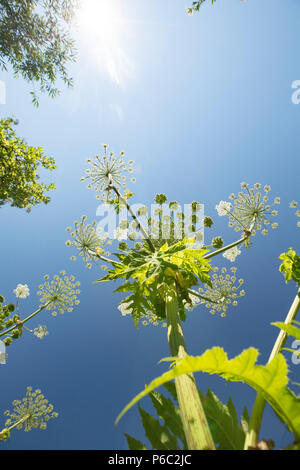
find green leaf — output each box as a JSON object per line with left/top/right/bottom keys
{"left": 124, "top": 433, "right": 147, "bottom": 450}
{"left": 272, "top": 322, "right": 300, "bottom": 341}
{"left": 149, "top": 390, "right": 187, "bottom": 448}
{"left": 279, "top": 249, "right": 300, "bottom": 286}
{"left": 198, "top": 389, "right": 245, "bottom": 450}
{"left": 116, "top": 347, "right": 300, "bottom": 441}
{"left": 138, "top": 405, "right": 179, "bottom": 450}
{"left": 241, "top": 407, "right": 250, "bottom": 434}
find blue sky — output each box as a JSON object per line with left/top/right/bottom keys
{"left": 0, "top": 0, "right": 299, "bottom": 449}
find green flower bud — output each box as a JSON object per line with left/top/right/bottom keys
{"left": 189, "top": 214, "right": 199, "bottom": 224}
{"left": 212, "top": 236, "right": 224, "bottom": 249}
{"left": 154, "top": 193, "right": 167, "bottom": 205}
{"left": 118, "top": 242, "right": 128, "bottom": 251}
{"left": 5, "top": 318, "right": 14, "bottom": 328}
{"left": 7, "top": 303, "right": 15, "bottom": 312}
{"left": 0, "top": 295, "right": 4, "bottom": 303}
{"left": 11, "top": 329, "right": 21, "bottom": 339}
{"left": 3, "top": 337, "right": 12, "bottom": 346}
{"left": 191, "top": 201, "right": 202, "bottom": 212}
{"left": 203, "top": 216, "right": 214, "bottom": 228}
{"left": 169, "top": 201, "right": 179, "bottom": 211}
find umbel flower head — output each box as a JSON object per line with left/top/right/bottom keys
{"left": 66, "top": 216, "right": 112, "bottom": 268}
{"left": 37, "top": 272, "right": 80, "bottom": 316}
{"left": 197, "top": 266, "right": 245, "bottom": 317}
{"left": 33, "top": 325, "right": 49, "bottom": 339}
{"left": 13, "top": 284, "right": 30, "bottom": 299}
{"left": 216, "top": 183, "right": 280, "bottom": 235}
{"left": 1, "top": 387, "right": 58, "bottom": 437}
{"left": 81, "top": 144, "right": 135, "bottom": 200}
{"left": 223, "top": 246, "right": 241, "bottom": 262}
{"left": 289, "top": 201, "right": 300, "bottom": 228}
{"left": 118, "top": 301, "right": 167, "bottom": 328}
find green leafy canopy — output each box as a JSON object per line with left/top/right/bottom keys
{"left": 0, "top": 118, "right": 56, "bottom": 210}
{"left": 95, "top": 238, "right": 212, "bottom": 327}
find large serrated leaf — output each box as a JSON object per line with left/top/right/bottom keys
{"left": 116, "top": 347, "right": 300, "bottom": 442}
{"left": 199, "top": 389, "right": 245, "bottom": 450}
{"left": 138, "top": 405, "right": 179, "bottom": 450}
{"left": 149, "top": 390, "right": 187, "bottom": 448}
{"left": 124, "top": 433, "right": 148, "bottom": 450}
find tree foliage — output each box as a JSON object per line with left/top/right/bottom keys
{"left": 0, "top": 118, "right": 56, "bottom": 210}
{"left": 0, "top": 0, "right": 78, "bottom": 103}
{"left": 187, "top": 0, "right": 216, "bottom": 15}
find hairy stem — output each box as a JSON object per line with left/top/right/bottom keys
{"left": 165, "top": 285, "right": 215, "bottom": 450}
{"left": 244, "top": 288, "right": 300, "bottom": 450}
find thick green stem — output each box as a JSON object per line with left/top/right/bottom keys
{"left": 244, "top": 289, "right": 300, "bottom": 450}
{"left": 165, "top": 286, "right": 215, "bottom": 450}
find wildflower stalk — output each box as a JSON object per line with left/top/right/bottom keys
{"left": 244, "top": 288, "right": 300, "bottom": 449}
{"left": 87, "top": 249, "right": 118, "bottom": 265}
{"left": 110, "top": 184, "right": 155, "bottom": 252}
{"left": 187, "top": 288, "right": 221, "bottom": 304}
{"left": 0, "top": 303, "right": 49, "bottom": 338}
{"left": 165, "top": 283, "right": 215, "bottom": 450}
{"left": 203, "top": 234, "right": 249, "bottom": 260}
{"left": 0, "top": 413, "right": 30, "bottom": 436}
{"left": 204, "top": 217, "right": 255, "bottom": 261}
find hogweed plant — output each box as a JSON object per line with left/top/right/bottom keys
{"left": 0, "top": 272, "right": 80, "bottom": 347}
{"left": 66, "top": 144, "right": 300, "bottom": 450}
{"left": 0, "top": 387, "right": 58, "bottom": 442}
{"left": 115, "top": 203, "right": 300, "bottom": 450}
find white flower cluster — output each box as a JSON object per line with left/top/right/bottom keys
{"left": 198, "top": 266, "right": 245, "bottom": 317}
{"left": 33, "top": 325, "right": 49, "bottom": 339}
{"left": 215, "top": 201, "right": 232, "bottom": 216}
{"left": 3, "top": 386, "right": 58, "bottom": 433}
{"left": 81, "top": 145, "right": 135, "bottom": 200}
{"left": 117, "top": 301, "right": 167, "bottom": 328}
{"left": 216, "top": 183, "right": 280, "bottom": 235}
{"left": 13, "top": 284, "right": 30, "bottom": 299}
{"left": 66, "top": 216, "right": 112, "bottom": 268}
{"left": 223, "top": 246, "right": 241, "bottom": 262}
{"left": 290, "top": 201, "right": 300, "bottom": 228}
{"left": 37, "top": 272, "right": 80, "bottom": 316}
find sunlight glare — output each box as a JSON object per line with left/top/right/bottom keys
{"left": 76, "top": 0, "right": 134, "bottom": 87}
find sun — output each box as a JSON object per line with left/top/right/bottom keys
{"left": 75, "top": 0, "right": 133, "bottom": 87}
